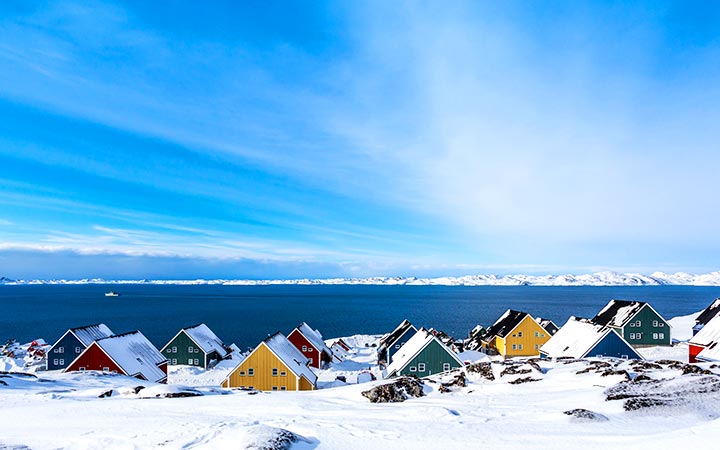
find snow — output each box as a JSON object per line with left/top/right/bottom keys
{"left": 69, "top": 324, "right": 114, "bottom": 347}
{"left": 181, "top": 323, "right": 229, "bottom": 358}
{"left": 7, "top": 270, "right": 720, "bottom": 285}
{"left": 690, "top": 315, "right": 720, "bottom": 362}
{"left": 668, "top": 311, "right": 701, "bottom": 342}
{"left": 539, "top": 317, "right": 622, "bottom": 359}
{"left": 91, "top": 331, "right": 167, "bottom": 383}
{"left": 5, "top": 312, "right": 720, "bottom": 449}
{"left": 294, "top": 322, "right": 332, "bottom": 356}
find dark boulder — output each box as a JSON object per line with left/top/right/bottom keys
{"left": 466, "top": 362, "right": 495, "bottom": 381}
{"left": 508, "top": 376, "right": 541, "bottom": 385}
{"left": 361, "top": 377, "right": 424, "bottom": 403}
{"left": 563, "top": 409, "right": 609, "bottom": 421}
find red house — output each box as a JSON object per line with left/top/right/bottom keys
{"left": 65, "top": 331, "right": 168, "bottom": 383}
{"left": 689, "top": 315, "right": 720, "bottom": 363}
{"left": 287, "top": 322, "right": 333, "bottom": 369}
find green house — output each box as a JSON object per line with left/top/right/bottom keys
{"left": 591, "top": 299, "right": 671, "bottom": 347}
{"left": 161, "top": 323, "right": 230, "bottom": 369}
{"left": 385, "top": 329, "right": 464, "bottom": 378}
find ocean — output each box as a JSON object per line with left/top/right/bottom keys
{"left": 0, "top": 284, "right": 717, "bottom": 350}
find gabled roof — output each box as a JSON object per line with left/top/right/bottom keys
{"left": 92, "top": 331, "right": 167, "bottom": 382}
{"left": 535, "top": 318, "right": 559, "bottom": 336}
{"left": 484, "top": 310, "right": 531, "bottom": 339}
{"left": 592, "top": 300, "right": 649, "bottom": 328}
{"left": 293, "top": 322, "right": 332, "bottom": 355}
{"left": 385, "top": 329, "right": 463, "bottom": 376}
{"left": 262, "top": 332, "right": 317, "bottom": 384}
{"left": 695, "top": 299, "right": 720, "bottom": 328}
{"left": 379, "top": 319, "right": 417, "bottom": 349}
{"left": 181, "top": 323, "right": 229, "bottom": 358}
{"left": 69, "top": 323, "right": 114, "bottom": 347}
{"left": 691, "top": 315, "right": 720, "bottom": 361}
{"left": 539, "top": 317, "right": 639, "bottom": 359}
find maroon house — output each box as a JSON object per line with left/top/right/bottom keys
{"left": 287, "top": 322, "right": 333, "bottom": 369}
{"left": 65, "top": 331, "right": 168, "bottom": 383}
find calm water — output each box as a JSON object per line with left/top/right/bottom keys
{"left": 0, "top": 285, "right": 717, "bottom": 350}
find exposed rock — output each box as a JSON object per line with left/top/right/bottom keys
{"left": 132, "top": 386, "right": 146, "bottom": 394}
{"left": 682, "top": 364, "right": 714, "bottom": 376}
{"left": 0, "top": 371, "right": 36, "bottom": 378}
{"left": 361, "top": 377, "right": 424, "bottom": 403}
{"left": 98, "top": 390, "right": 113, "bottom": 398}
{"left": 0, "top": 380, "right": 7, "bottom": 386}
{"left": 605, "top": 374, "right": 720, "bottom": 411}
{"left": 630, "top": 361, "right": 662, "bottom": 371}
{"left": 466, "top": 362, "right": 495, "bottom": 380}
{"left": 439, "top": 374, "right": 467, "bottom": 393}
{"left": 600, "top": 369, "right": 631, "bottom": 381}
{"left": 655, "top": 360, "right": 685, "bottom": 369}
{"left": 500, "top": 366, "right": 532, "bottom": 377}
{"left": 632, "top": 374, "right": 652, "bottom": 383}
{"left": 563, "top": 408, "right": 609, "bottom": 421}
{"left": 624, "top": 397, "right": 674, "bottom": 411}
{"left": 156, "top": 391, "right": 203, "bottom": 398}
{"left": 245, "top": 427, "right": 305, "bottom": 450}
{"left": 508, "top": 376, "right": 541, "bottom": 385}
{"left": 526, "top": 359, "right": 542, "bottom": 373}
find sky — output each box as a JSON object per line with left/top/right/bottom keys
{"left": 1, "top": 1, "right": 720, "bottom": 279}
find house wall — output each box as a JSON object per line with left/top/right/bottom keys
{"left": 689, "top": 344, "right": 704, "bottom": 363}
{"left": 620, "top": 306, "right": 671, "bottom": 347}
{"left": 65, "top": 343, "right": 123, "bottom": 375}
{"left": 586, "top": 332, "right": 640, "bottom": 359}
{"left": 299, "top": 375, "right": 314, "bottom": 390}
{"left": 222, "top": 344, "right": 311, "bottom": 391}
{"left": 500, "top": 316, "right": 551, "bottom": 357}
{"left": 287, "top": 330, "right": 320, "bottom": 368}
{"left": 162, "top": 332, "right": 206, "bottom": 368}
{"left": 47, "top": 333, "right": 85, "bottom": 371}
{"left": 386, "top": 327, "right": 417, "bottom": 364}
{"left": 397, "top": 340, "right": 462, "bottom": 377}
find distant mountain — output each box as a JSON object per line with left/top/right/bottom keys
{"left": 2, "top": 271, "right": 720, "bottom": 286}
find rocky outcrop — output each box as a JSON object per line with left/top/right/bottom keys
{"left": 361, "top": 377, "right": 424, "bottom": 403}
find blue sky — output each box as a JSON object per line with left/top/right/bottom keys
{"left": 1, "top": 1, "right": 719, "bottom": 279}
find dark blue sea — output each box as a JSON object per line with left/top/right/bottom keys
{"left": 1, "top": 285, "right": 717, "bottom": 350}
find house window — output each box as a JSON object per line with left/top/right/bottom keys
{"left": 239, "top": 371, "right": 246, "bottom": 376}
{"left": 272, "top": 386, "right": 278, "bottom": 391}
{"left": 302, "top": 346, "right": 307, "bottom": 352}
{"left": 53, "top": 359, "right": 58, "bottom": 365}
{"left": 172, "top": 359, "right": 177, "bottom": 365}
{"left": 79, "top": 367, "right": 85, "bottom": 371}
{"left": 58, "top": 359, "right": 64, "bottom": 365}
{"left": 659, "top": 333, "right": 664, "bottom": 339}
{"left": 272, "top": 368, "right": 278, "bottom": 376}
{"left": 518, "top": 344, "right": 523, "bottom": 350}
{"left": 280, "top": 371, "right": 287, "bottom": 376}
{"left": 629, "top": 333, "right": 636, "bottom": 339}
{"left": 172, "top": 346, "right": 177, "bottom": 353}
{"left": 512, "top": 344, "right": 517, "bottom": 350}
{"left": 75, "top": 347, "right": 82, "bottom": 354}
{"left": 535, "top": 344, "right": 539, "bottom": 349}
{"left": 659, "top": 322, "right": 664, "bottom": 327}
{"left": 308, "top": 358, "right": 313, "bottom": 364}
{"left": 53, "top": 348, "right": 58, "bottom": 353}
{"left": 248, "top": 368, "right": 254, "bottom": 376}
{"left": 188, "top": 346, "right": 193, "bottom": 353}
{"left": 280, "top": 386, "right": 287, "bottom": 391}
{"left": 635, "top": 320, "right": 641, "bottom": 327}
{"left": 194, "top": 359, "right": 199, "bottom": 365}
{"left": 653, "top": 320, "right": 659, "bottom": 327}
{"left": 512, "top": 334, "right": 516, "bottom": 338}
{"left": 418, "top": 363, "right": 426, "bottom": 372}
{"left": 534, "top": 332, "right": 539, "bottom": 338}
{"left": 637, "top": 333, "right": 642, "bottom": 339}
{"left": 103, "top": 367, "right": 109, "bottom": 372}
{"left": 409, "top": 366, "right": 417, "bottom": 372}
{"left": 58, "top": 347, "right": 64, "bottom": 353}
{"left": 518, "top": 332, "right": 523, "bottom": 338}
{"left": 188, "top": 359, "right": 193, "bottom": 365}
{"left": 395, "top": 344, "right": 401, "bottom": 349}
{"left": 443, "top": 363, "right": 451, "bottom": 371}
{"left": 653, "top": 333, "right": 658, "bottom": 339}
{"left": 541, "top": 333, "right": 545, "bottom": 338}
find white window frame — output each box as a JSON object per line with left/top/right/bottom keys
{"left": 280, "top": 386, "right": 287, "bottom": 391}
{"left": 653, "top": 333, "right": 658, "bottom": 339}
{"left": 188, "top": 346, "right": 193, "bottom": 353}
{"left": 653, "top": 320, "right": 659, "bottom": 327}
{"left": 272, "top": 368, "right": 278, "bottom": 377}
{"left": 79, "top": 367, "right": 85, "bottom": 371}
{"left": 280, "top": 371, "right": 287, "bottom": 376}
{"left": 53, "top": 359, "right": 59, "bottom": 365}
{"left": 409, "top": 366, "right": 417, "bottom": 372}
{"left": 172, "top": 359, "right": 177, "bottom": 365}
{"left": 534, "top": 332, "right": 539, "bottom": 338}
{"left": 635, "top": 320, "right": 641, "bottom": 327}
{"left": 518, "top": 344, "right": 523, "bottom": 350}
{"left": 659, "top": 333, "right": 665, "bottom": 339}
{"left": 302, "top": 346, "right": 307, "bottom": 352}
{"left": 443, "top": 363, "right": 451, "bottom": 371}
{"left": 518, "top": 331, "right": 523, "bottom": 338}
{"left": 239, "top": 370, "right": 246, "bottom": 376}
{"left": 512, "top": 344, "right": 517, "bottom": 350}
{"left": 58, "top": 347, "right": 64, "bottom": 353}
{"left": 629, "top": 333, "right": 636, "bottom": 339}
{"left": 75, "top": 347, "right": 82, "bottom": 354}
{"left": 172, "top": 346, "right": 177, "bottom": 353}
{"left": 103, "top": 367, "right": 110, "bottom": 372}
{"left": 59, "top": 359, "right": 64, "bottom": 365}
{"left": 418, "top": 363, "right": 426, "bottom": 372}
{"left": 248, "top": 368, "right": 255, "bottom": 376}
{"left": 272, "top": 386, "right": 278, "bottom": 391}
{"left": 188, "top": 358, "right": 193, "bottom": 365}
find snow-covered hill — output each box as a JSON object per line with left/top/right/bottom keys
{"left": 3, "top": 271, "right": 720, "bottom": 286}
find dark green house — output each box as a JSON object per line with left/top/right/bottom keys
{"left": 591, "top": 299, "right": 671, "bottom": 347}
{"left": 161, "top": 323, "right": 230, "bottom": 369}
{"left": 385, "top": 329, "right": 464, "bottom": 378}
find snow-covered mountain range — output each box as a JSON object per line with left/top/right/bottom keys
{"left": 2, "top": 271, "right": 720, "bottom": 286}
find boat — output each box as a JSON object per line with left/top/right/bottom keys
{"left": 104, "top": 291, "right": 120, "bottom": 297}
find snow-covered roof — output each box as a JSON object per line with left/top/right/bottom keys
{"left": 695, "top": 298, "right": 720, "bottom": 329}
{"left": 540, "top": 317, "right": 614, "bottom": 358}
{"left": 293, "top": 322, "right": 332, "bottom": 355}
{"left": 691, "top": 315, "right": 720, "bottom": 362}
{"left": 484, "top": 310, "right": 529, "bottom": 339}
{"left": 262, "top": 332, "right": 317, "bottom": 384}
{"left": 385, "top": 329, "right": 462, "bottom": 376}
{"left": 535, "top": 318, "right": 559, "bottom": 336}
{"left": 592, "top": 300, "right": 647, "bottom": 328}
{"left": 70, "top": 323, "right": 114, "bottom": 347}
{"left": 182, "top": 323, "right": 229, "bottom": 358}
{"left": 379, "top": 319, "right": 416, "bottom": 349}
{"left": 94, "top": 331, "right": 167, "bottom": 383}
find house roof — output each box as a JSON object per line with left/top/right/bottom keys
{"left": 93, "top": 331, "right": 167, "bottom": 382}
{"left": 294, "top": 322, "right": 332, "bottom": 355}
{"left": 535, "top": 318, "right": 559, "bottom": 335}
{"left": 691, "top": 315, "right": 720, "bottom": 361}
{"left": 385, "top": 328, "right": 462, "bottom": 376}
{"left": 262, "top": 332, "right": 317, "bottom": 384}
{"left": 379, "top": 319, "right": 417, "bottom": 349}
{"left": 69, "top": 323, "right": 114, "bottom": 347}
{"left": 540, "top": 317, "right": 637, "bottom": 359}
{"left": 695, "top": 299, "right": 720, "bottom": 328}
{"left": 182, "top": 323, "right": 229, "bottom": 358}
{"left": 592, "top": 300, "right": 647, "bottom": 328}
{"left": 484, "top": 310, "right": 530, "bottom": 339}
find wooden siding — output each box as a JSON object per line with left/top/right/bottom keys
{"left": 585, "top": 331, "right": 640, "bottom": 359}
{"left": 223, "top": 344, "right": 314, "bottom": 391}
{"left": 66, "top": 342, "right": 123, "bottom": 375}
{"left": 619, "top": 305, "right": 671, "bottom": 347}
{"left": 287, "top": 330, "right": 321, "bottom": 369}
{"left": 299, "top": 376, "right": 314, "bottom": 390}
{"left": 162, "top": 331, "right": 207, "bottom": 368}
{"left": 397, "top": 339, "right": 462, "bottom": 377}
{"left": 47, "top": 332, "right": 86, "bottom": 371}
{"left": 496, "top": 316, "right": 550, "bottom": 357}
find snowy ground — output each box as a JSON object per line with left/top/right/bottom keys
{"left": 3, "top": 324, "right": 720, "bottom": 449}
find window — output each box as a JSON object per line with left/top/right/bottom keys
{"left": 53, "top": 348, "right": 59, "bottom": 353}
{"left": 635, "top": 320, "right": 641, "bottom": 327}
{"left": 75, "top": 347, "right": 82, "bottom": 354}
{"left": 302, "top": 346, "right": 307, "bottom": 352}
{"left": 58, "top": 347, "right": 64, "bottom": 353}
{"left": 188, "top": 346, "right": 193, "bottom": 353}
{"left": 418, "top": 363, "right": 426, "bottom": 372}
{"left": 637, "top": 333, "right": 642, "bottom": 339}
{"left": 534, "top": 332, "right": 539, "bottom": 338}
{"left": 518, "top": 344, "right": 523, "bottom": 350}
{"left": 653, "top": 320, "right": 659, "bottom": 327}
{"left": 239, "top": 370, "right": 246, "bottom": 376}
{"left": 653, "top": 333, "right": 658, "bottom": 339}
{"left": 512, "top": 334, "right": 516, "bottom": 338}
{"left": 172, "top": 346, "right": 177, "bottom": 353}
{"left": 308, "top": 358, "right": 313, "bottom": 364}
{"left": 59, "top": 359, "right": 64, "bottom": 365}
{"left": 409, "top": 366, "right": 417, "bottom": 372}
{"left": 280, "top": 386, "right": 287, "bottom": 391}
{"left": 541, "top": 333, "right": 545, "bottom": 338}
{"left": 629, "top": 333, "right": 636, "bottom": 339}
{"left": 272, "top": 386, "right": 278, "bottom": 391}
{"left": 659, "top": 322, "right": 664, "bottom": 327}
{"left": 443, "top": 363, "right": 451, "bottom": 371}
{"left": 53, "top": 359, "right": 58, "bottom": 365}
{"left": 280, "top": 371, "right": 287, "bottom": 376}
{"left": 518, "top": 332, "right": 523, "bottom": 338}
{"left": 248, "top": 368, "right": 255, "bottom": 376}
{"left": 194, "top": 359, "right": 199, "bottom": 365}
{"left": 172, "top": 359, "right": 177, "bottom": 365}
{"left": 535, "top": 344, "right": 539, "bottom": 350}
{"left": 395, "top": 344, "right": 401, "bottom": 349}
{"left": 79, "top": 367, "right": 85, "bottom": 371}
{"left": 188, "top": 358, "right": 193, "bottom": 365}
{"left": 512, "top": 344, "right": 517, "bottom": 350}
{"left": 659, "top": 333, "right": 665, "bottom": 339}
{"left": 272, "top": 368, "right": 278, "bottom": 377}
{"left": 103, "top": 367, "right": 109, "bottom": 372}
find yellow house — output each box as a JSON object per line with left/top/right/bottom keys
{"left": 482, "top": 310, "right": 552, "bottom": 358}
{"left": 221, "top": 332, "right": 317, "bottom": 391}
